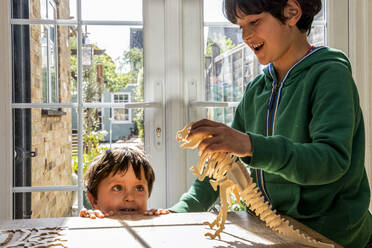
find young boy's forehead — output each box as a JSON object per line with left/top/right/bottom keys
{"left": 107, "top": 166, "right": 147, "bottom": 183}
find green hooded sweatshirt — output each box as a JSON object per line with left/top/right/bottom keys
{"left": 170, "top": 47, "right": 372, "bottom": 248}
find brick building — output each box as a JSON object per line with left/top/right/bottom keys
{"left": 13, "top": 0, "right": 73, "bottom": 218}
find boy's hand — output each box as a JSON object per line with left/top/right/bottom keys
{"left": 144, "top": 209, "right": 170, "bottom": 216}
{"left": 187, "top": 119, "right": 252, "bottom": 158}
{"left": 79, "top": 208, "right": 112, "bottom": 219}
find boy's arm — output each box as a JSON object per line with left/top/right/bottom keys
{"left": 168, "top": 177, "right": 219, "bottom": 213}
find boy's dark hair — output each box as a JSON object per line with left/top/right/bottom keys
{"left": 223, "top": 0, "right": 322, "bottom": 34}
{"left": 84, "top": 147, "right": 155, "bottom": 199}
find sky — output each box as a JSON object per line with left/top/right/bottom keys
{"left": 69, "top": 0, "right": 228, "bottom": 62}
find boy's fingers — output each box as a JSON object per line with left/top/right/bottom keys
{"left": 87, "top": 210, "right": 96, "bottom": 219}
{"left": 79, "top": 208, "right": 87, "bottom": 217}
{"left": 144, "top": 209, "right": 170, "bottom": 216}
{"left": 144, "top": 209, "right": 156, "bottom": 216}
{"left": 93, "top": 210, "right": 105, "bottom": 218}
{"left": 79, "top": 208, "right": 107, "bottom": 219}
{"left": 104, "top": 210, "right": 114, "bottom": 217}
{"left": 80, "top": 208, "right": 94, "bottom": 218}
{"left": 160, "top": 209, "right": 170, "bottom": 215}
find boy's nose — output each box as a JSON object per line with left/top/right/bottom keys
{"left": 242, "top": 28, "right": 254, "bottom": 42}
{"left": 123, "top": 190, "right": 135, "bottom": 202}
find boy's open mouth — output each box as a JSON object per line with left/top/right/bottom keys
{"left": 252, "top": 42, "right": 264, "bottom": 52}
{"left": 117, "top": 207, "right": 139, "bottom": 215}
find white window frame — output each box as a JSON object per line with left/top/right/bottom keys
{"left": 111, "top": 92, "right": 132, "bottom": 123}
{"left": 0, "top": 0, "right": 13, "bottom": 220}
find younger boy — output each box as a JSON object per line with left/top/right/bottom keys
{"left": 80, "top": 147, "right": 169, "bottom": 218}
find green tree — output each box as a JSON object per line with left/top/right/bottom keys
{"left": 205, "top": 36, "right": 236, "bottom": 57}
{"left": 70, "top": 37, "right": 126, "bottom": 152}
{"left": 134, "top": 67, "right": 144, "bottom": 138}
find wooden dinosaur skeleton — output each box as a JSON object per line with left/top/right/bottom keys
{"left": 177, "top": 123, "right": 335, "bottom": 248}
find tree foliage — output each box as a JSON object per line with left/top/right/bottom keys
{"left": 205, "top": 36, "right": 236, "bottom": 57}
{"left": 70, "top": 36, "right": 145, "bottom": 148}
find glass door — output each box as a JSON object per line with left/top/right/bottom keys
{"left": 9, "top": 0, "right": 166, "bottom": 218}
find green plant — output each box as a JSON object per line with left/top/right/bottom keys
{"left": 134, "top": 68, "right": 144, "bottom": 138}
{"left": 72, "top": 130, "right": 108, "bottom": 175}
{"left": 228, "top": 194, "right": 247, "bottom": 212}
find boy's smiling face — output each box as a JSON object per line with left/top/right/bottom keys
{"left": 235, "top": 0, "right": 305, "bottom": 71}
{"left": 237, "top": 11, "right": 293, "bottom": 66}
{"left": 88, "top": 163, "right": 149, "bottom": 215}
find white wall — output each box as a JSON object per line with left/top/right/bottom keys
{"left": 348, "top": 0, "right": 372, "bottom": 209}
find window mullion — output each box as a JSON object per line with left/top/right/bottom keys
{"left": 13, "top": 185, "right": 79, "bottom": 192}
{"left": 76, "top": 0, "right": 84, "bottom": 211}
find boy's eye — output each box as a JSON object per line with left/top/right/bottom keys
{"left": 112, "top": 185, "right": 122, "bottom": 192}
{"left": 136, "top": 185, "right": 144, "bottom": 192}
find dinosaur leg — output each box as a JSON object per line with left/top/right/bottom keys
{"left": 204, "top": 180, "right": 233, "bottom": 240}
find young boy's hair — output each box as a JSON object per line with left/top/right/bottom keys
{"left": 84, "top": 147, "right": 155, "bottom": 199}
{"left": 223, "top": 0, "right": 322, "bottom": 34}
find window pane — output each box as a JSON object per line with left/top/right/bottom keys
{"left": 41, "top": 25, "right": 48, "bottom": 102}
{"left": 81, "top": 107, "right": 143, "bottom": 147}
{"left": 48, "top": 1, "right": 56, "bottom": 19}
{"left": 13, "top": 106, "right": 74, "bottom": 214}
{"left": 308, "top": 24, "right": 325, "bottom": 47}
{"left": 11, "top": 24, "right": 73, "bottom": 104}
{"left": 13, "top": 192, "right": 74, "bottom": 218}
{"left": 11, "top": 0, "right": 147, "bottom": 219}
{"left": 81, "top": 0, "right": 142, "bottom": 21}
{"left": 11, "top": 0, "right": 76, "bottom": 20}
{"left": 82, "top": 25, "right": 143, "bottom": 103}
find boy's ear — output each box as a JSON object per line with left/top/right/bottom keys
{"left": 87, "top": 192, "right": 98, "bottom": 209}
{"left": 284, "top": 0, "right": 302, "bottom": 27}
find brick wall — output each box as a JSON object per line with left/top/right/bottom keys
{"left": 29, "top": 0, "right": 73, "bottom": 218}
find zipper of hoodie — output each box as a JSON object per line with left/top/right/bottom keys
{"left": 257, "top": 80, "right": 280, "bottom": 203}
{"left": 257, "top": 46, "right": 321, "bottom": 203}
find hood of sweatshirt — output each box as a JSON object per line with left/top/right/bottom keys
{"left": 262, "top": 46, "right": 352, "bottom": 88}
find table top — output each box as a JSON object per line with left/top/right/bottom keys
{"left": 0, "top": 211, "right": 342, "bottom": 248}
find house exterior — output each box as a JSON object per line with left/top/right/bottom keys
{"left": 102, "top": 85, "right": 138, "bottom": 142}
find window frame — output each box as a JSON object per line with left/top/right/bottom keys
{"left": 111, "top": 92, "right": 132, "bottom": 123}
{"left": 0, "top": 0, "right": 13, "bottom": 220}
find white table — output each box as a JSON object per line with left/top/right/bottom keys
{"left": 0, "top": 211, "right": 342, "bottom": 247}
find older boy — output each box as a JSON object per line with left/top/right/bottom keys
{"left": 170, "top": 0, "right": 372, "bottom": 247}
{"left": 80, "top": 147, "right": 169, "bottom": 218}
